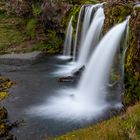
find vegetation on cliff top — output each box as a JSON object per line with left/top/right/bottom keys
{"left": 0, "top": 0, "right": 62, "bottom": 54}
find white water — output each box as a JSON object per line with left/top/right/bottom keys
{"left": 62, "top": 16, "right": 73, "bottom": 59}
{"left": 74, "top": 4, "right": 102, "bottom": 62}
{"left": 76, "top": 19, "right": 128, "bottom": 104}
{"left": 79, "top": 4, "right": 102, "bottom": 48}
{"left": 77, "top": 7, "right": 105, "bottom": 66}
{"left": 53, "top": 5, "right": 104, "bottom": 76}
{"left": 27, "top": 19, "right": 128, "bottom": 122}
{"left": 122, "top": 16, "right": 130, "bottom": 82}
{"left": 72, "top": 5, "right": 84, "bottom": 61}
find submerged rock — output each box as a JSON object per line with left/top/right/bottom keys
{"left": 0, "top": 107, "right": 7, "bottom": 121}
{"left": 58, "top": 76, "right": 75, "bottom": 82}
{"left": 72, "top": 66, "right": 85, "bottom": 76}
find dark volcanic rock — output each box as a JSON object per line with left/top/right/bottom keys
{"left": 41, "top": 0, "right": 72, "bottom": 33}
{"left": 0, "top": 107, "right": 7, "bottom": 121}
{"left": 58, "top": 76, "right": 75, "bottom": 82}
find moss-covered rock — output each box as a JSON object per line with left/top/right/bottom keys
{"left": 103, "top": 2, "right": 133, "bottom": 33}
{"left": 0, "top": 76, "right": 16, "bottom": 140}
{"left": 124, "top": 9, "right": 140, "bottom": 105}
{"left": 0, "top": 107, "right": 7, "bottom": 121}
{"left": 0, "top": 77, "right": 14, "bottom": 92}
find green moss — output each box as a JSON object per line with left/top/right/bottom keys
{"left": 0, "top": 77, "right": 15, "bottom": 90}
{"left": 103, "top": 3, "right": 133, "bottom": 33}
{"left": 34, "top": 30, "right": 63, "bottom": 53}
{"left": 45, "top": 30, "right": 63, "bottom": 53}
{"left": 134, "top": 6, "right": 140, "bottom": 11}
{"left": 65, "top": 0, "right": 99, "bottom": 4}
{"left": 62, "top": 5, "right": 80, "bottom": 30}
{"left": 0, "top": 15, "right": 26, "bottom": 52}
{"left": 26, "top": 18, "right": 37, "bottom": 39}
{"left": 32, "top": 3, "right": 42, "bottom": 16}
{"left": 124, "top": 10, "right": 140, "bottom": 105}
{"left": 0, "top": 91, "right": 9, "bottom": 101}
{"left": 54, "top": 103, "right": 140, "bottom": 140}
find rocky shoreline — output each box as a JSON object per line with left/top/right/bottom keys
{"left": 0, "top": 51, "right": 44, "bottom": 66}
{"left": 0, "top": 77, "right": 16, "bottom": 140}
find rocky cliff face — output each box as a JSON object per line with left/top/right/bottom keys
{"left": 125, "top": 8, "right": 140, "bottom": 105}
{"left": 6, "top": 0, "right": 32, "bottom": 17}
{"left": 41, "top": 0, "right": 72, "bottom": 33}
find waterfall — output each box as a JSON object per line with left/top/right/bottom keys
{"left": 77, "top": 7, "right": 105, "bottom": 66}
{"left": 73, "top": 4, "right": 103, "bottom": 62}
{"left": 76, "top": 19, "right": 129, "bottom": 105}
{"left": 122, "top": 16, "right": 130, "bottom": 83}
{"left": 63, "top": 16, "right": 73, "bottom": 58}
{"left": 54, "top": 4, "right": 104, "bottom": 76}
{"left": 72, "top": 5, "right": 84, "bottom": 61}
{"left": 28, "top": 19, "right": 129, "bottom": 122}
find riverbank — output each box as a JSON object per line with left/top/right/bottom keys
{"left": 0, "top": 76, "right": 16, "bottom": 139}
{"left": 54, "top": 102, "right": 140, "bottom": 140}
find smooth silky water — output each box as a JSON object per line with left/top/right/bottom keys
{"left": 53, "top": 4, "right": 104, "bottom": 76}
{"left": 1, "top": 56, "right": 78, "bottom": 140}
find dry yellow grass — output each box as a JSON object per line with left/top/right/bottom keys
{"left": 54, "top": 103, "right": 140, "bottom": 140}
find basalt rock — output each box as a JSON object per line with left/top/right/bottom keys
{"left": 58, "top": 76, "right": 75, "bottom": 82}
{"left": 0, "top": 107, "right": 7, "bottom": 121}
{"left": 41, "top": 0, "right": 72, "bottom": 33}
{"left": 124, "top": 9, "right": 140, "bottom": 105}
{"left": 103, "top": 1, "right": 133, "bottom": 33}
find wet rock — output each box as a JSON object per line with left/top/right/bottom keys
{"left": 0, "top": 51, "right": 44, "bottom": 66}
{"left": 72, "top": 66, "right": 85, "bottom": 76}
{"left": 1, "top": 133, "right": 17, "bottom": 140}
{"left": 58, "top": 76, "right": 75, "bottom": 82}
{"left": 0, "top": 107, "right": 7, "bottom": 121}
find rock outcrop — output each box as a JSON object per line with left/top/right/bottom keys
{"left": 41, "top": 0, "right": 72, "bottom": 33}
{"left": 6, "top": 0, "right": 32, "bottom": 17}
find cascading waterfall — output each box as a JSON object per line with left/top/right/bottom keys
{"left": 79, "top": 5, "right": 95, "bottom": 46}
{"left": 77, "top": 7, "right": 105, "bottom": 66}
{"left": 53, "top": 5, "right": 104, "bottom": 76}
{"left": 72, "top": 5, "right": 84, "bottom": 61}
{"left": 28, "top": 19, "right": 129, "bottom": 122}
{"left": 73, "top": 4, "right": 103, "bottom": 62}
{"left": 76, "top": 19, "right": 129, "bottom": 105}
{"left": 122, "top": 16, "right": 130, "bottom": 82}
{"left": 62, "top": 16, "right": 73, "bottom": 59}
